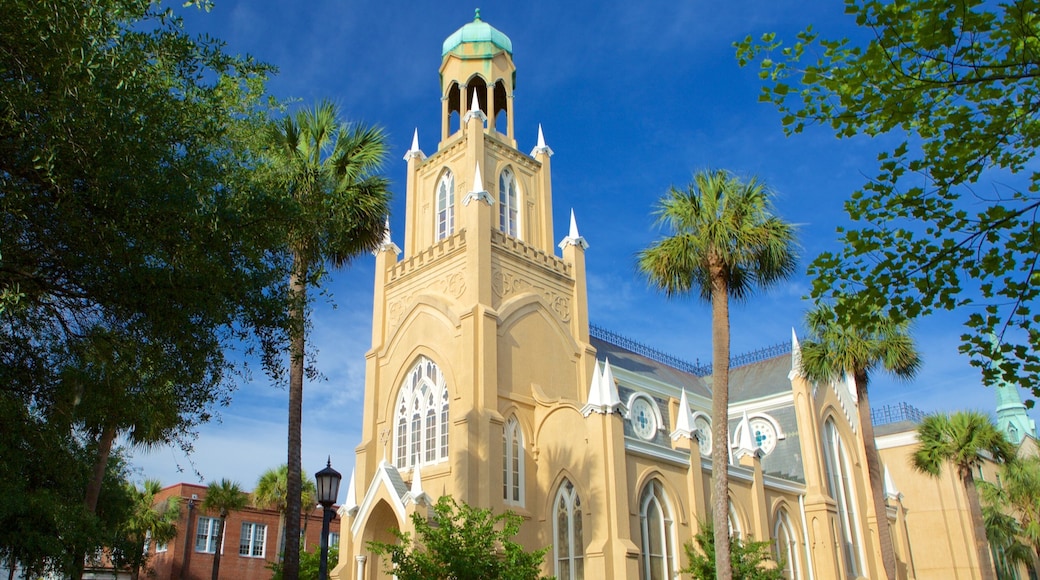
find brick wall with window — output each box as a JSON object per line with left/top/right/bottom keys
{"left": 144, "top": 483, "right": 340, "bottom": 580}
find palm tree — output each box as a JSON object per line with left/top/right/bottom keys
{"left": 202, "top": 479, "right": 247, "bottom": 580}
{"left": 264, "top": 101, "right": 391, "bottom": 579}
{"left": 638, "top": 168, "right": 796, "bottom": 579}
{"left": 253, "top": 464, "right": 318, "bottom": 559}
{"left": 912, "top": 411, "right": 1016, "bottom": 580}
{"left": 981, "top": 456, "right": 1040, "bottom": 574}
{"left": 114, "top": 479, "right": 180, "bottom": 580}
{"left": 798, "top": 304, "right": 920, "bottom": 580}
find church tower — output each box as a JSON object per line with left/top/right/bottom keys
{"left": 340, "top": 11, "right": 604, "bottom": 579}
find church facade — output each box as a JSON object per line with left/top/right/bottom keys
{"left": 332, "top": 13, "right": 1018, "bottom": 580}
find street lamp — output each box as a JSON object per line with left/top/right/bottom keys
{"left": 315, "top": 457, "right": 342, "bottom": 580}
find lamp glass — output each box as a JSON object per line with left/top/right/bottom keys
{"left": 315, "top": 459, "right": 342, "bottom": 507}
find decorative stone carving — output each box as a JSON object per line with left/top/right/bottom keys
{"left": 386, "top": 270, "right": 467, "bottom": 329}
{"left": 491, "top": 269, "right": 571, "bottom": 323}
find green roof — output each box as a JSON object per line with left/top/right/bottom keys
{"left": 442, "top": 9, "right": 513, "bottom": 57}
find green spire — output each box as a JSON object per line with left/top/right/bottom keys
{"left": 991, "top": 337, "right": 1037, "bottom": 445}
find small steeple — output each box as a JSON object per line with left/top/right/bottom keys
{"left": 558, "top": 209, "right": 589, "bottom": 250}
{"left": 883, "top": 464, "right": 902, "bottom": 501}
{"left": 670, "top": 389, "right": 696, "bottom": 441}
{"left": 403, "top": 128, "right": 426, "bottom": 161}
{"left": 530, "top": 124, "right": 554, "bottom": 157}
{"left": 991, "top": 337, "right": 1037, "bottom": 445}
{"left": 463, "top": 87, "right": 487, "bottom": 124}
{"left": 375, "top": 216, "right": 401, "bottom": 257}
{"left": 733, "top": 411, "right": 762, "bottom": 460}
{"left": 463, "top": 162, "right": 493, "bottom": 206}
{"left": 406, "top": 466, "right": 430, "bottom": 506}
{"left": 788, "top": 327, "right": 802, "bottom": 381}
{"left": 582, "top": 358, "right": 625, "bottom": 416}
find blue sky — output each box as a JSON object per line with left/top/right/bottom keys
{"left": 129, "top": 1, "right": 1039, "bottom": 497}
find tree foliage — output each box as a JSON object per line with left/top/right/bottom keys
{"left": 202, "top": 479, "right": 248, "bottom": 580}
{"left": 268, "top": 544, "right": 339, "bottom": 580}
{"left": 367, "top": 496, "right": 551, "bottom": 580}
{"left": 980, "top": 456, "right": 1040, "bottom": 574}
{"left": 1, "top": 0, "right": 285, "bottom": 573}
{"left": 736, "top": 0, "right": 1040, "bottom": 400}
{"left": 799, "top": 304, "right": 919, "bottom": 580}
{"left": 638, "top": 168, "right": 796, "bottom": 579}
{"left": 261, "top": 100, "right": 391, "bottom": 579}
{"left": 912, "top": 411, "right": 1017, "bottom": 580}
{"left": 681, "top": 520, "right": 785, "bottom": 580}
{"left": 110, "top": 480, "right": 180, "bottom": 580}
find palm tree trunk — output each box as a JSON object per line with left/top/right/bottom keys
{"left": 211, "top": 515, "right": 226, "bottom": 580}
{"left": 710, "top": 269, "right": 733, "bottom": 580}
{"left": 85, "top": 423, "right": 118, "bottom": 513}
{"left": 962, "top": 470, "right": 997, "bottom": 580}
{"left": 855, "top": 374, "right": 897, "bottom": 580}
{"left": 284, "top": 249, "right": 307, "bottom": 580}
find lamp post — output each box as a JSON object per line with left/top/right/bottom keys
{"left": 315, "top": 457, "right": 342, "bottom": 580}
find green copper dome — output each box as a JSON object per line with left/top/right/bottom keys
{"left": 442, "top": 9, "right": 513, "bottom": 57}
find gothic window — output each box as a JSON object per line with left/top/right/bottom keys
{"left": 822, "top": 419, "right": 863, "bottom": 578}
{"left": 728, "top": 501, "right": 743, "bottom": 539}
{"left": 498, "top": 168, "right": 519, "bottom": 237}
{"left": 436, "top": 170, "right": 455, "bottom": 241}
{"left": 502, "top": 417, "right": 524, "bottom": 505}
{"left": 554, "top": 479, "right": 584, "bottom": 580}
{"left": 639, "top": 480, "right": 676, "bottom": 580}
{"left": 693, "top": 414, "right": 712, "bottom": 457}
{"left": 773, "top": 508, "right": 800, "bottom": 579}
{"left": 393, "top": 357, "right": 449, "bottom": 470}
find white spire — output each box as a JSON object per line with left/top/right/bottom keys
{"left": 581, "top": 358, "right": 625, "bottom": 416}
{"left": 375, "top": 216, "right": 401, "bottom": 257}
{"left": 463, "top": 161, "right": 493, "bottom": 206}
{"left": 410, "top": 466, "right": 423, "bottom": 496}
{"left": 788, "top": 327, "right": 802, "bottom": 380}
{"left": 405, "top": 467, "right": 429, "bottom": 506}
{"left": 670, "top": 389, "right": 696, "bottom": 441}
{"left": 403, "top": 128, "right": 426, "bottom": 161}
{"left": 558, "top": 209, "right": 589, "bottom": 250}
{"left": 463, "top": 88, "right": 487, "bottom": 124}
{"left": 883, "top": 464, "right": 901, "bottom": 500}
{"left": 733, "top": 411, "right": 761, "bottom": 460}
{"left": 530, "top": 124, "right": 554, "bottom": 157}
{"left": 338, "top": 468, "right": 359, "bottom": 518}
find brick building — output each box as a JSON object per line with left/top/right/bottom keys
{"left": 144, "top": 483, "right": 340, "bottom": 580}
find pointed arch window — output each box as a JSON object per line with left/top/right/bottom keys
{"left": 728, "top": 501, "right": 743, "bottom": 540}
{"left": 554, "top": 479, "right": 583, "bottom": 580}
{"left": 394, "top": 357, "right": 449, "bottom": 470}
{"left": 773, "top": 508, "right": 800, "bottom": 579}
{"left": 639, "top": 480, "right": 676, "bottom": 580}
{"left": 498, "top": 168, "right": 519, "bottom": 237}
{"left": 822, "top": 419, "right": 863, "bottom": 578}
{"left": 436, "top": 170, "right": 455, "bottom": 241}
{"left": 502, "top": 416, "right": 525, "bottom": 505}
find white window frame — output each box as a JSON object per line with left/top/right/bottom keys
{"left": 498, "top": 168, "right": 520, "bottom": 238}
{"left": 553, "top": 479, "right": 584, "bottom": 580}
{"left": 503, "top": 416, "right": 525, "bottom": 506}
{"left": 773, "top": 508, "right": 800, "bottom": 579}
{"left": 239, "top": 522, "right": 266, "bottom": 558}
{"left": 195, "top": 516, "right": 221, "bottom": 554}
{"left": 394, "top": 356, "right": 449, "bottom": 471}
{"left": 436, "top": 170, "right": 455, "bottom": 241}
{"left": 823, "top": 419, "right": 865, "bottom": 577}
{"left": 639, "top": 480, "right": 676, "bottom": 580}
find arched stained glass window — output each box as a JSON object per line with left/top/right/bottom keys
{"left": 773, "top": 508, "right": 800, "bottom": 579}
{"left": 436, "top": 170, "right": 455, "bottom": 241}
{"left": 639, "top": 480, "right": 676, "bottom": 580}
{"left": 502, "top": 417, "right": 524, "bottom": 505}
{"left": 499, "top": 168, "right": 519, "bottom": 237}
{"left": 554, "top": 479, "right": 583, "bottom": 580}
{"left": 393, "top": 357, "right": 449, "bottom": 470}
{"left": 823, "top": 419, "right": 863, "bottom": 578}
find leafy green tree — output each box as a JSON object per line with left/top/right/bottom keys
{"left": 981, "top": 504, "right": 1034, "bottom": 580}
{"left": 912, "top": 411, "right": 1016, "bottom": 580}
{"left": 980, "top": 456, "right": 1040, "bottom": 573}
{"left": 253, "top": 464, "right": 318, "bottom": 559}
{"left": 268, "top": 545, "right": 338, "bottom": 580}
{"left": 202, "top": 479, "right": 248, "bottom": 580}
{"left": 262, "top": 101, "right": 391, "bottom": 579}
{"left": 798, "top": 304, "right": 920, "bottom": 580}
{"left": 110, "top": 480, "right": 180, "bottom": 580}
{"left": 2, "top": 0, "right": 287, "bottom": 572}
{"left": 637, "top": 169, "right": 797, "bottom": 579}
{"left": 681, "top": 520, "right": 785, "bottom": 580}
{"left": 367, "top": 496, "right": 550, "bottom": 580}
{"left": 735, "top": 0, "right": 1040, "bottom": 399}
